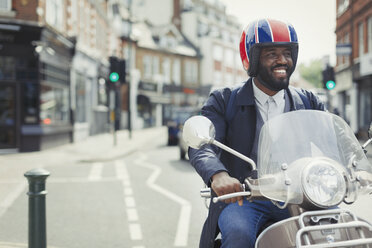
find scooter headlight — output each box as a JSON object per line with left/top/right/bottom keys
{"left": 301, "top": 159, "right": 347, "bottom": 208}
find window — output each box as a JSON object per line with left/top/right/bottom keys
{"left": 214, "top": 71, "right": 222, "bottom": 86}
{"left": 40, "top": 83, "right": 69, "bottom": 125}
{"left": 359, "top": 22, "right": 364, "bottom": 57}
{"left": 197, "top": 21, "right": 209, "bottom": 37}
{"left": 152, "top": 56, "right": 159, "bottom": 76}
{"left": 225, "top": 49, "right": 234, "bottom": 67}
{"left": 97, "top": 78, "right": 107, "bottom": 106}
{"left": 184, "top": 61, "right": 198, "bottom": 83}
{"left": 22, "top": 82, "right": 39, "bottom": 124}
{"left": 368, "top": 17, "right": 372, "bottom": 53}
{"left": 143, "top": 55, "right": 152, "bottom": 78}
{"left": 337, "top": 0, "right": 349, "bottom": 16}
{"left": 0, "top": 0, "right": 11, "bottom": 11}
{"left": 75, "top": 73, "right": 86, "bottom": 123}
{"left": 46, "top": 0, "right": 64, "bottom": 31}
{"left": 213, "top": 44, "right": 223, "bottom": 61}
{"left": 162, "top": 58, "right": 171, "bottom": 83}
{"left": 0, "top": 56, "right": 15, "bottom": 80}
{"left": 172, "top": 59, "right": 181, "bottom": 85}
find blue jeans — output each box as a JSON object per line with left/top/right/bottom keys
{"left": 218, "top": 199, "right": 291, "bottom": 248}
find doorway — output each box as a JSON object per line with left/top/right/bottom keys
{"left": 0, "top": 84, "right": 17, "bottom": 149}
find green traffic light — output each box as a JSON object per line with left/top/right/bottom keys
{"left": 326, "top": 80, "right": 336, "bottom": 90}
{"left": 109, "top": 72, "right": 119, "bottom": 82}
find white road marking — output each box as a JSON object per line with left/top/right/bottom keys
{"left": 88, "top": 162, "right": 103, "bottom": 181}
{"left": 124, "top": 188, "right": 133, "bottom": 195}
{"left": 127, "top": 208, "right": 139, "bottom": 221}
{"left": 129, "top": 223, "right": 143, "bottom": 240}
{"left": 115, "top": 160, "right": 145, "bottom": 244}
{"left": 125, "top": 196, "right": 136, "bottom": 208}
{"left": 0, "top": 181, "right": 27, "bottom": 218}
{"left": 134, "top": 153, "right": 192, "bottom": 247}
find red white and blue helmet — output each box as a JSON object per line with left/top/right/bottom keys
{"left": 239, "top": 18, "right": 299, "bottom": 77}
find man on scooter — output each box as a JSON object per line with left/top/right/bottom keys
{"left": 189, "top": 18, "right": 326, "bottom": 248}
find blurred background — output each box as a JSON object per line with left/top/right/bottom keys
{"left": 0, "top": 0, "right": 372, "bottom": 247}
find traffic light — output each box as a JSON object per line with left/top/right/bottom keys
{"left": 322, "top": 65, "right": 336, "bottom": 90}
{"left": 109, "top": 57, "right": 126, "bottom": 84}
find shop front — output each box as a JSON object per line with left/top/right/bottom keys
{"left": 0, "top": 22, "right": 74, "bottom": 152}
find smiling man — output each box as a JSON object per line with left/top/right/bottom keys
{"left": 189, "top": 19, "right": 326, "bottom": 248}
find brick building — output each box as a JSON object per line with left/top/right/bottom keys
{"left": 335, "top": 0, "right": 372, "bottom": 137}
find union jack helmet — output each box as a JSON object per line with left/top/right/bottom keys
{"left": 239, "top": 18, "right": 299, "bottom": 77}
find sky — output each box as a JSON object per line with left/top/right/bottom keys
{"left": 220, "top": 0, "right": 337, "bottom": 66}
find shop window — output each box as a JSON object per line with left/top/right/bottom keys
{"left": 40, "top": 83, "right": 69, "bottom": 125}
{"left": 0, "top": 56, "right": 15, "bottom": 80}
{"left": 75, "top": 73, "right": 86, "bottom": 123}
{"left": 97, "top": 77, "right": 107, "bottom": 106}
{"left": 22, "top": 82, "right": 39, "bottom": 124}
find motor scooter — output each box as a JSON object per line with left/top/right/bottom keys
{"left": 183, "top": 110, "right": 372, "bottom": 248}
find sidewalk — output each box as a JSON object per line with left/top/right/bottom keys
{"left": 0, "top": 127, "right": 167, "bottom": 177}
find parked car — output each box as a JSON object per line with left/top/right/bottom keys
{"left": 166, "top": 107, "right": 199, "bottom": 147}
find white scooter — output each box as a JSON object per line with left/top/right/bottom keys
{"left": 183, "top": 110, "right": 372, "bottom": 248}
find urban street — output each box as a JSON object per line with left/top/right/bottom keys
{"left": 1, "top": 127, "right": 372, "bottom": 248}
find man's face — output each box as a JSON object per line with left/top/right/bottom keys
{"left": 257, "top": 46, "right": 294, "bottom": 91}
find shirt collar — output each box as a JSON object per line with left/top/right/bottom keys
{"left": 252, "top": 78, "right": 285, "bottom": 106}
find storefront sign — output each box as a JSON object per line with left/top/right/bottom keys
{"left": 336, "top": 43, "right": 352, "bottom": 56}
{"left": 139, "top": 81, "right": 157, "bottom": 92}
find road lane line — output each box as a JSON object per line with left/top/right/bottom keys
{"left": 127, "top": 208, "right": 139, "bottom": 221}
{"left": 134, "top": 153, "right": 192, "bottom": 247}
{"left": 0, "top": 181, "right": 27, "bottom": 219}
{"left": 124, "top": 188, "right": 133, "bottom": 195}
{"left": 129, "top": 223, "right": 143, "bottom": 240}
{"left": 125, "top": 196, "right": 136, "bottom": 208}
{"left": 115, "top": 160, "right": 145, "bottom": 245}
{"left": 88, "top": 162, "right": 103, "bottom": 181}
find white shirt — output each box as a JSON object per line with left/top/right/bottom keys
{"left": 252, "top": 78, "right": 285, "bottom": 122}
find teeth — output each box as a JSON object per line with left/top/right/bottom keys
{"left": 274, "top": 69, "right": 286, "bottom": 74}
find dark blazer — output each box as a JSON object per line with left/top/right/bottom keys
{"left": 189, "top": 78, "right": 326, "bottom": 248}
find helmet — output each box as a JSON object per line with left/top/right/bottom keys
{"left": 239, "top": 18, "right": 299, "bottom": 77}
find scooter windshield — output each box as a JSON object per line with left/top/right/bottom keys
{"left": 257, "top": 110, "right": 372, "bottom": 204}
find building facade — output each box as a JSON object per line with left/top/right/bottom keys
{"left": 180, "top": 0, "right": 246, "bottom": 89}
{"left": 335, "top": 0, "right": 372, "bottom": 138}
{"left": 0, "top": 0, "right": 75, "bottom": 152}
{"left": 133, "top": 21, "right": 201, "bottom": 128}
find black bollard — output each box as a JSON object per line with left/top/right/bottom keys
{"left": 24, "top": 168, "right": 50, "bottom": 248}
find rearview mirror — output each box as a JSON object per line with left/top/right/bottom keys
{"left": 182, "top": 116, "right": 215, "bottom": 149}
{"left": 183, "top": 115, "right": 257, "bottom": 170}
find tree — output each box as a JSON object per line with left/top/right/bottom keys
{"left": 298, "top": 59, "right": 323, "bottom": 88}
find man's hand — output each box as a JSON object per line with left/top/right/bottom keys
{"left": 211, "top": 172, "right": 243, "bottom": 205}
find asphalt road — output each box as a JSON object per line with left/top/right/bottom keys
{"left": 0, "top": 136, "right": 372, "bottom": 248}
{"left": 0, "top": 141, "right": 206, "bottom": 248}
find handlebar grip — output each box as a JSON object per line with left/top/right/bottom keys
{"left": 213, "top": 192, "right": 252, "bottom": 203}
